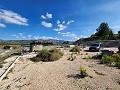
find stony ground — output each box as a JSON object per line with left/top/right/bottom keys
{"left": 0, "top": 47, "right": 120, "bottom": 90}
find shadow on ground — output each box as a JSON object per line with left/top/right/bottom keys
{"left": 66, "top": 74, "right": 83, "bottom": 79}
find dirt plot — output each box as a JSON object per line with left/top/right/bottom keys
{"left": 0, "top": 47, "right": 120, "bottom": 90}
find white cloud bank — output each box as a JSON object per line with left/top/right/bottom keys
{"left": 0, "top": 9, "right": 28, "bottom": 27}
{"left": 10, "top": 33, "right": 59, "bottom": 40}
{"left": 33, "top": 36, "right": 59, "bottom": 40}
{"left": 41, "top": 21, "right": 52, "bottom": 28}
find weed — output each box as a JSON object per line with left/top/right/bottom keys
{"left": 0, "top": 64, "right": 3, "bottom": 68}
{"left": 70, "top": 46, "right": 81, "bottom": 53}
{"left": 68, "top": 53, "right": 76, "bottom": 61}
{"left": 100, "top": 54, "right": 120, "bottom": 68}
{"left": 3, "top": 75, "right": 9, "bottom": 80}
{"left": 79, "top": 65, "right": 88, "bottom": 78}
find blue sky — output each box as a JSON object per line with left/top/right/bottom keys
{"left": 0, "top": 0, "right": 120, "bottom": 41}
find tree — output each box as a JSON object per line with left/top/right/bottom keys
{"left": 108, "top": 30, "right": 115, "bottom": 40}
{"left": 96, "top": 22, "right": 111, "bottom": 39}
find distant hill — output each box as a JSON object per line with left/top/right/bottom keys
{"left": 0, "top": 39, "right": 66, "bottom": 46}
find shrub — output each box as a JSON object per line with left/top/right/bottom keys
{"left": 3, "top": 46, "right": 11, "bottom": 49}
{"left": 50, "top": 48, "right": 63, "bottom": 56}
{"left": 32, "top": 48, "right": 63, "bottom": 62}
{"left": 70, "top": 46, "right": 81, "bottom": 53}
{"left": 36, "top": 49, "right": 51, "bottom": 62}
{"left": 68, "top": 53, "right": 76, "bottom": 61}
{"left": 50, "top": 52, "right": 62, "bottom": 61}
{"left": 116, "top": 62, "right": 120, "bottom": 69}
{"left": 79, "top": 66, "right": 88, "bottom": 78}
{"left": 0, "top": 64, "right": 3, "bottom": 68}
{"left": 100, "top": 54, "right": 120, "bottom": 68}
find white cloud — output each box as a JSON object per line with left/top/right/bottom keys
{"left": 41, "top": 21, "right": 52, "bottom": 28}
{"left": 57, "top": 20, "right": 60, "bottom": 24}
{"left": 67, "top": 20, "right": 74, "bottom": 25}
{"left": 54, "top": 24, "right": 67, "bottom": 31}
{"left": 33, "top": 36, "right": 59, "bottom": 40}
{"left": 111, "top": 25, "right": 120, "bottom": 34}
{"left": 10, "top": 33, "right": 60, "bottom": 40}
{"left": 58, "top": 32, "right": 79, "bottom": 40}
{"left": 112, "top": 25, "right": 120, "bottom": 29}
{"left": 46, "top": 13, "right": 52, "bottom": 19}
{"left": 41, "top": 12, "right": 52, "bottom": 20}
{"left": 41, "top": 15, "right": 46, "bottom": 19}
{"left": 0, "top": 9, "right": 28, "bottom": 26}
{"left": 62, "top": 21, "right": 65, "bottom": 24}
{"left": 27, "top": 35, "right": 32, "bottom": 38}
{"left": 54, "top": 20, "right": 74, "bottom": 31}
{"left": 10, "top": 34, "right": 19, "bottom": 38}
{"left": 10, "top": 33, "right": 33, "bottom": 39}
{"left": 0, "top": 23, "right": 6, "bottom": 27}
{"left": 18, "top": 33, "right": 26, "bottom": 39}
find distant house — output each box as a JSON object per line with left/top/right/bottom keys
{"left": 64, "top": 44, "right": 75, "bottom": 48}
{"left": 32, "top": 45, "right": 43, "bottom": 52}
{"left": 69, "top": 45, "right": 75, "bottom": 48}
{"left": 30, "top": 41, "right": 43, "bottom": 52}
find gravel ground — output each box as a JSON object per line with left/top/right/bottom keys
{"left": 0, "top": 48, "right": 120, "bottom": 90}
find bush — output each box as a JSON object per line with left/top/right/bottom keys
{"left": 32, "top": 48, "right": 63, "bottom": 62}
{"left": 70, "top": 46, "right": 81, "bottom": 53}
{"left": 68, "top": 53, "right": 76, "bottom": 61}
{"left": 50, "top": 52, "right": 62, "bottom": 61}
{"left": 3, "top": 46, "right": 11, "bottom": 49}
{"left": 0, "top": 64, "right": 3, "bottom": 68}
{"left": 50, "top": 48, "right": 63, "bottom": 56}
{"left": 100, "top": 54, "right": 120, "bottom": 68}
{"left": 36, "top": 49, "right": 51, "bottom": 62}
{"left": 79, "top": 66, "right": 88, "bottom": 78}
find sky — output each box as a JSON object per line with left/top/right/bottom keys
{"left": 0, "top": 0, "right": 120, "bottom": 41}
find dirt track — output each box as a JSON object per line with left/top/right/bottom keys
{"left": 0, "top": 47, "right": 120, "bottom": 90}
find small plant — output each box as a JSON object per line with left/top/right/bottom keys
{"left": 70, "top": 46, "right": 81, "bottom": 53}
{"left": 68, "top": 53, "right": 76, "bottom": 61}
{"left": 79, "top": 65, "right": 88, "bottom": 78}
{"left": 0, "top": 64, "right": 3, "bottom": 68}
{"left": 3, "top": 75, "right": 9, "bottom": 80}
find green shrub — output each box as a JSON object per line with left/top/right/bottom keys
{"left": 50, "top": 48, "right": 63, "bottom": 56}
{"left": 100, "top": 54, "right": 120, "bottom": 68}
{"left": 36, "top": 49, "right": 51, "bottom": 62}
{"left": 3, "top": 46, "right": 11, "bottom": 49}
{"left": 32, "top": 48, "right": 63, "bottom": 62}
{"left": 116, "top": 61, "right": 120, "bottom": 69}
{"left": 0, "top": 64, "right": 3, "bottom": 68}
{"left": 70, "top": 46, "right": 81, "bottom": 53}
{"left": 50, "top": 52, "right": 62, "bottom": 61}
{"left": 79, "top": 66, "right": 88, "bottom": 78}
{"left": 68, "top": 53, "right": 76, "bottom": 61}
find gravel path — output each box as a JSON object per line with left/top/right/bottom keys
{"left": 0, "top": 48, "right": 120, "bottom": 90}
